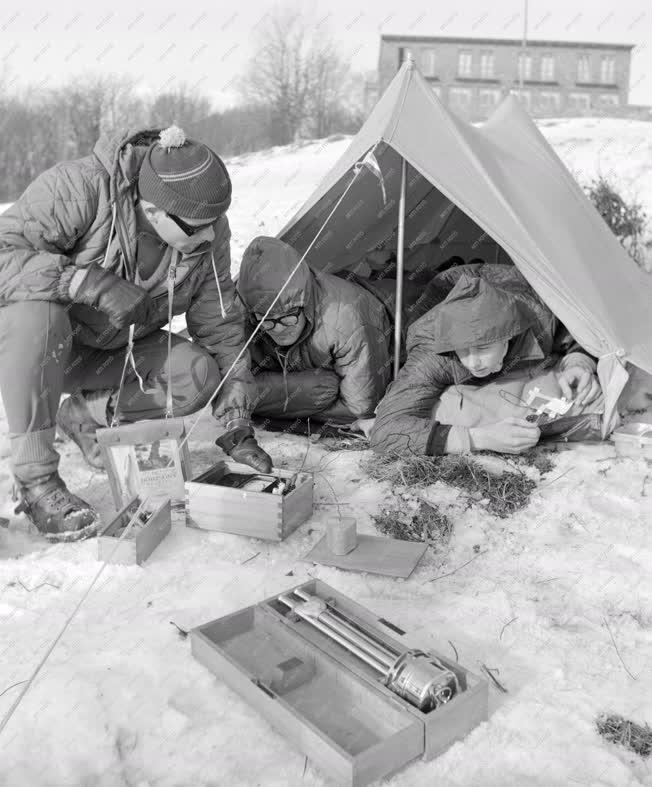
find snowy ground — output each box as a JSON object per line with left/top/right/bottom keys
{"left": 2, "top": 119, "right": 652, "bottom": 787}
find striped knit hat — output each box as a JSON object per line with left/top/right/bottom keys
{"left": 138, "top": 126, "right": 232, "bottom": 220}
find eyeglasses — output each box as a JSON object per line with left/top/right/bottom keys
{"left": 253, "top": 308, "right": 303, "bottom": 331}
{"left": 167, "top": 213, "right": 216, "bottom": 237}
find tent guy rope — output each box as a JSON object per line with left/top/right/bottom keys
{"left": 0, "top": 498, "right": 152, "bottom": 737}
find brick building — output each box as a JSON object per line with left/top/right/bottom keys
{"left": 368, "top": 35, "right": 634, "bottom": 119}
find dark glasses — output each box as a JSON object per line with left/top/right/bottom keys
{"left": 167, "top": 212, "right": 216, "bottom": 236}
{"left": 254, "top": 308, "right": 303, "bottom": 331}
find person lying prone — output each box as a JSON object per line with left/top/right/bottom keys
{"left": 369, "top": 263, "right": 604, "bottom": 456}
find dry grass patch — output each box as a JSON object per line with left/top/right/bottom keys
{"left": 596, "top": 713, "right": 652, "bottom": 758}
{"left": 372, "top": 496, "right": 452, "bottom": 546}
{"left": 363, "top": 453, "right": 538, "bottom": 519}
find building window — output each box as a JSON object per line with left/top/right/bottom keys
{"left": 398, "top": 47, "right": 412, "bottom": 68}
{"left": 599, "top": 94, "right": 620, "bottom": 106}
{"left": 568, "top": 92, "right": 591, "bottom": 111}
{"left": 479, "top": 89, "right": 501, "bottom": 109}
{"left": 480, "top": 50, "right": 495, "bottom": 78}
{"left": 600, "top": 55, "right": 615, "bottom": 84}
{"left": 457, "top": 50, "right": 473, "bottom": 77}
{"left": 512, "top": 89, "right": 531, "bottom": 109}
{"left": 538, "top": 91, "right": 561, "bottom": 112}
{"left": 449, "top": 87, "right": 473, "bottom": 107}
{"left": 577, "top": 54, "right": 591, "bottom": 83}
{"left": 517, "top": 53, "right": 532, "bottom": 81}
{"left": 421, "top": 48, "right": 437, "bottom": 77}
{"left": 512, "top": 90, "right": 532, "bottom": 110}
{"left": 540, "top": 54, "right": 555, "bottom": 81}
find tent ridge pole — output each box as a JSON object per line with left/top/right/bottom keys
{"left": 393, "top": 157, "right": 408, "bottom": 379}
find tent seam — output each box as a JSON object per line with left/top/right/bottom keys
{"left": 384, "top": 61, "right": 414, "bottom": 144}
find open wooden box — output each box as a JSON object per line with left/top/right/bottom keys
{"left": 185, "top": 460, "right": 313, "bottom": 541}
{"left": 191, "top": 579, "right": 488, "bottom": 786}
{"left": 96, "top": 418, "right": 192, "bottom": 509}
{"left": 97, "top": 497, "right": 171, "bottom": 565}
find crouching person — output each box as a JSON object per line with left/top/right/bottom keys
{"left": 238, "top": 237, "right": 392, "bottom": 427}
{"left": 370, "top": 263, "right": 604, "bottom": 456}
{"left": 0, "top": 126, "right": 271, "bottom": 540}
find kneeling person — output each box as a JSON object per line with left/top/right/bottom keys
{"left": 370, "top": 264, "right": 602, "bottom": 456}
{"left": 0, "top": 126, "right": 270, "bottom": 540}
{"left": 238, "top": 237, "right": 392, "bottom": 425}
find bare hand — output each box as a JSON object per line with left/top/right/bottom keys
{"left": 365, "top": 250, "right": 394, "bottom": 269}
{"left": 470, "top": 417, "right": 541, "bottom": 454}
{"left": 556, "top": 367, "right": 602, "bottom": 407}
{"left": 349, "top": 418, "right": 376, "bottom": 438}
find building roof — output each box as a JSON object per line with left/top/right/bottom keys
{"left": 381, "top": 34, "right": 635, "bottom": 50}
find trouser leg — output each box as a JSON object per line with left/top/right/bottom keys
{"left": 0, "top": 301, "right": 74, "bottom": 483}
{"left": 63, "top": 329, "right": 221, "bottom": 423}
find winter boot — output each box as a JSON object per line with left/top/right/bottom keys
{"left": 14, "top": 471, "right": 98, "bottom": 542}
{"left": 56, "top": 393, "right": 108, "bottom": 470}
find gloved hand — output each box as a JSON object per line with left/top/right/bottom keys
{"left": 73, "top": 263, "right": 154, "bottom": 328}
{"left": 216, "top": 424, "right": 273, "bottom": 473}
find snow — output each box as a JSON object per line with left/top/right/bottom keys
{"left": 2, "top": 121, "right": 652, "bottom": 787}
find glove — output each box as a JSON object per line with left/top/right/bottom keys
{"left": 73, "top": 263, "right": 154, "bottom": 328}
{"left": 216, "top": 424, "right": 273, "bottom": 473}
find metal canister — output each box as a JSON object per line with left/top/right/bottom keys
{"left": 386, "top": 650, "right": 460, "bottom": 711}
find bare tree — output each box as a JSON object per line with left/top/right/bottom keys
{"left": 52, "top": 74, "right": 145, "bottom": 158}
{"left": 309, "top": 39, "right": 358, "bottom": 139}
{"left": 149, "top": 84, "right": 213, "bottom": 131}
{"left": 101, "top": 76, "right": 148, "bottom": 134}
{"left": 240, "top": 8, "right": 325, "bottom": 145}
{"left": 0, "top": 73, "right": 147, "bottom": 200}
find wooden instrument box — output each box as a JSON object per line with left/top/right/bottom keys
{"left": 97, "top": 497, "right": 171, "bottom": 565}
{"left": 185, "top": 460, "right": 313, "bottom": 541}
{"left": 191, "top": 579, "right": 488, "bottom": 786}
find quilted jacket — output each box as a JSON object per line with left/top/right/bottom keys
{"left": 370, "top": 263, "right": 571, "bottom": 454}
{"left": 0, "top": 128, "right": 253, "bottom": 424}
{"left": 238, "top": 237, "right": 392, "bottom": 420}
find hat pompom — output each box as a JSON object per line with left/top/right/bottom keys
{"left": 158, "top": 125, "right": 186, "bottom": 151}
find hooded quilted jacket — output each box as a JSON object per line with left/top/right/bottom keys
{"left": 370, "top": 263, "right": 566, "bottom": 455}
{"left": 0, "top": 128, "right": 253, "bottom": 424}
{"left": 238, "top": 237, "right": 392, "bottom": 420}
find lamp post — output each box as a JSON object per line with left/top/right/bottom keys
{"left": 519, "top": 0, "right": 529, "bottom": 92}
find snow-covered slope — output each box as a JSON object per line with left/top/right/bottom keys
{"left": 1, "top": 120, "right": 652, "bottom": 787}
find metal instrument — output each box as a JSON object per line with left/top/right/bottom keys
{"left": 524, "top": 386, "right": 574, "bottom": 425}
{"left": 277, "top": 589, "right": 459, "bottom": 712}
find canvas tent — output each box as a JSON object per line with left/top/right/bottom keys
{"left": 277, "top": 57, "right": 652, "bottom": 434}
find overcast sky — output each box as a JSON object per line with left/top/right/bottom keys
{"left": 1, "top": 0, "right": 650, "bottom": 107}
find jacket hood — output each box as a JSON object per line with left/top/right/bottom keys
{"left": 93, "top": 128, "right": 162, "bottom": 189}
{"left": 93, "top": 128, "right": 162, "bottom": 279}
{"left": 411, "top": 269, "right": 539, "bottom": 354}
{"left": 238, "top": 236, "right": 315, "bottom": 320}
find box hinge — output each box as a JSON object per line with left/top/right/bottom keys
{"left": 252, "top": 678, "right": 276, "bottom": 699}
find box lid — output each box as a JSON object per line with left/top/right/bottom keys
{"left": 97, "top": 417, "right": 186, "bottom": 446}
